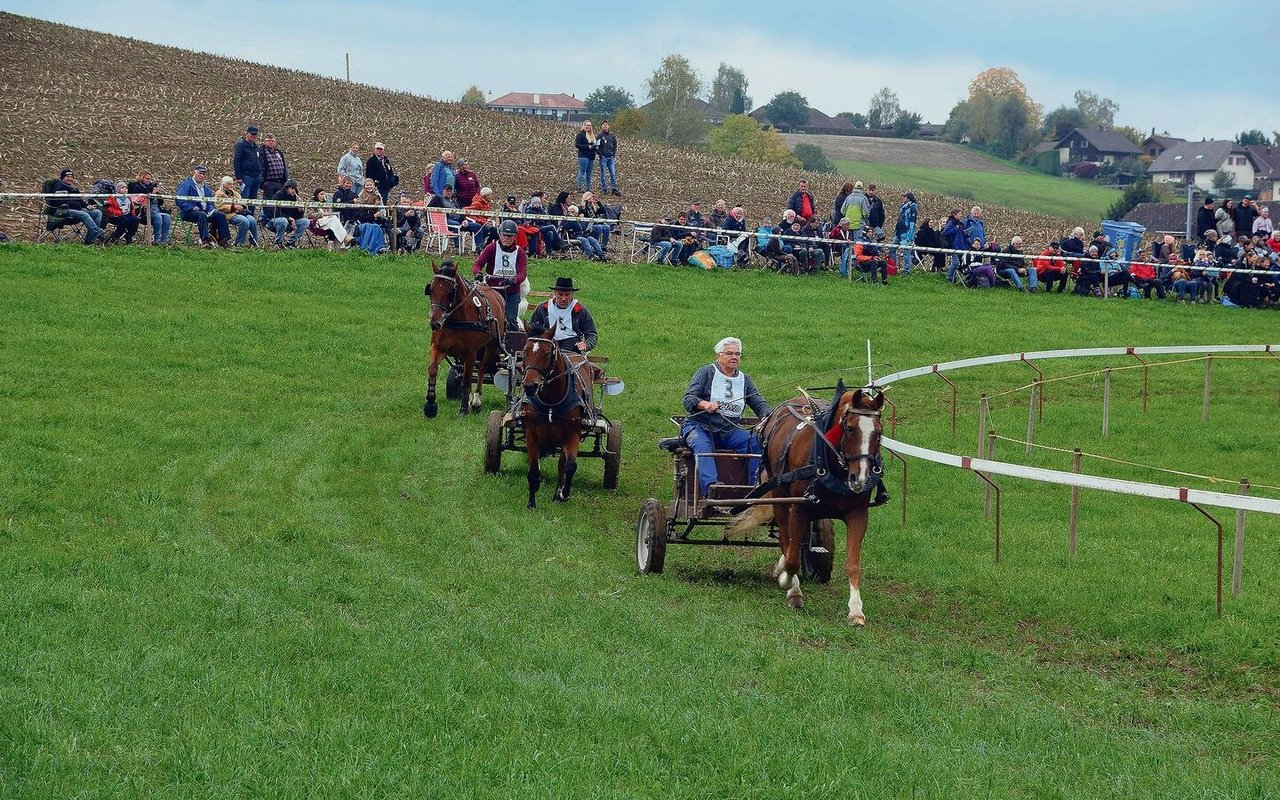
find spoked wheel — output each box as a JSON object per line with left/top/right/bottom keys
{"left": 801, "top": 519, "right": 835, "bottom": 583}
{"left": 636, "top": 498, "right": 667, "bottom": 575}
{"left": 484, "top": 411, "right": 503, "bottom": 474}
{"left": 445, "top": 363, "right": 462, "bottom": 401}
{"left": 602, "top": 420, "right": 623, "bottom": 490}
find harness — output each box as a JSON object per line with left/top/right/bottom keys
{"left": 520, "top": 338, "right": 592, "bottom": 422}
{"left": 428, "top": 271, "right": 500, "bottom": 334}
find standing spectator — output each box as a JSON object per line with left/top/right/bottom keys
{"left": 365, "top": 142, "right": 399, "bottom": 203}
{"left": 841, "top": 181, "right": 870, "bottom": 232}
{"left": 828, "top": 217, "right": 855, "bottom": 277}
{"left": 915, "top": 217, "right": 945, "bottom": 273}
{"left": 103, "top": 181, "right": 140, "bottom": 245}
{"left": 430, "top": 151, "right": 456, "bottom": 197}
{"left": 787, "top": 179, "right": 817, "bottom": 222}
{"left": 233, "top": 125, "right": 263, "bottom": 202}
{"left": 453, "top": 158, "right": 480, "bottom": 208}
{"left": 1215, "top": 199, "right": 1235, "bottom": 237}
{"left": 597, "top": 120, "right": 619, "bottom": 195}
{"left": 175, "top": 165, "right": 230, "bottom": 247}
{"left": 1034, "top": 240, "right": 1070, "bottom": 293}
{"left": 1253, "top": 206, "right": 1273, "bottom": 237}
{"left": 49, "top": 168, "right": 105, "bottom": 244}
{"left": 942, "top": 209, "right": 967, "bottom": 283}
{"left": 337, "top": 143, "right": 363, "bottom": 188}
{"left": 1234, "top": 196, "right": 1259, "bottom": 237}
{"left": 963, "top": 206, "right": 985, "bottom": 247}
{"left": 128, "top": 170, "right": 171, "bottom": 245}
{"left": 892, "top": 191, "right": 918, "bottom": 274}
{"left": 865, "top": 184, "right": 885, "bottom": 238}
{"left": 215, "top": 175, "right": 259, "bottom": 246}
{"left": 258, "top": 134, "right": 292, "bottom": 212}
{"left": 421, "top": 160, "right": 436, "bottom": 198}
{"left": 1196, "top": 196, "right": 1217, "bottom": 242}
{"left": 267, "top": 180, "right": 307, "bottom": 248}
{"left": 574, "top": 120, "right": 598, "bottom": 192}
{"left": 832, "top": 182, "right": 852, "bottom": 226}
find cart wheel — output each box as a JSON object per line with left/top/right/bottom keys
{"left": 445, "top": 363, "right": 461, "bottom": 401}
{"left": 484, "top": 411, "right": 503, "bottom": 474}
{"left": 801, "top": 519, "right": 835, "bottom": 583}
{"left": 602, "top": 420, "right": 623, "bottom": 490}
{"left": 636, "top": 498, "right": 667, "bottom": 575}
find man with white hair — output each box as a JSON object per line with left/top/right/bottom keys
{"left": 430, "top": 151, "right": 456, "bottom": 197}
{"left": 681, "top": 337, "right": 772, "bottom": 499}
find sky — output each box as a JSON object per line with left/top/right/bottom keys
{"left": 4, "top": 0, "right": 1278, "bottom": 143}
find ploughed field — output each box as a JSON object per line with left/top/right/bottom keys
{"left": 3, "top": 244, "right": 1279, "bottom": 797}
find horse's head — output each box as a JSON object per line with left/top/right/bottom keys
{"left": 427, "top": 261, "right": 463, "bottom": 331}
{"left": 835, "top": 386, "right": 885, "bottom": 495}
{"left": 522, "top": 327, "right": 561, "bottom": 399}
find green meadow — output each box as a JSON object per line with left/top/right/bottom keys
{"left": 2, "top": 245, "right": 1279, "bottom": 798}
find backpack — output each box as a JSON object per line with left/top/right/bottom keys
{"left": 706, "top": 244, "right": 737, "bottom": 268}
{"left": 89, "top": 178, "right": 117, "bottom": 197}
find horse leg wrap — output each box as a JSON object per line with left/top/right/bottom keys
{"left": 424, "top": 386, "right": 438, "bottom": 418}
{"left": 555, "top": 458, "right": 577, "bottom": 502}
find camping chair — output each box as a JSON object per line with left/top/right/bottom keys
{"left": 626, "top": 221, "right": 653, "bottom": 263}
{"left": 35, "top": 178, "right": 85, "bottom": 243}
{"left": 424, "top": 210, "right": 461, "bottom": 254}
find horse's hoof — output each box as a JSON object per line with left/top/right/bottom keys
{"left": 424, "top": 402, "right": 437, "bottom": 418}
{"left": 786, "top": 593, "right": 805, "bottom": 610}
{"left": 847, "top": 614, "right": 866, "bottom": 627}
{"left": 527, "top": 502, "right": 536, "bottom": 510}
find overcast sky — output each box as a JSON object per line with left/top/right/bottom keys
{"left": 6, "top": 0, "right": 1279, "bottom": 143}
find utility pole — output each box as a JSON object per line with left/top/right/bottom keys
{"left": 345, "top": 53, "right": 350, "bottom": 82}
{"left": 1184, "top": 182, "right": 1194, "bottom": 241}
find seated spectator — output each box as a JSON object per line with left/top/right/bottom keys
{"left": 1222, "top": 263, "right": 1262, "bottom": 308}
{"left": 355, "top": 178, "right": 390, "bottom": 232}
{"left": 995, "top": 236, "right": 1036, "bottom": 291}
{"left": 1129, "top": 258, "right": 1166, "bottom": 300}
{"left": 175, "top": 165, "right": 229, "bottom": 248}
{"left": 549, "top": 191, "right": 573, "bottom": 218}
{"left": 775, "top": 209, "right": 799, "bottom": 258}
{"left": 1034, "top": 240, "right": 1069, "bottom": 293}
{"left": 1060, "top": 226, "right": 1086, "bottom": 277}
{"left": 522, "top": 192, "right": 564, "bottom": 255}
{"left": 1074, "top": 245, "right": 1105, "bottom": 296}
{"left": 268, "top": 180, "right": 307, "bottom": 248}
{"left": 1090, "top": 230, "right": 1113, "bottom": 260}
{"left": 307, "top": 187, "right": 349, "bottom": 245}
{"left": 667, "top": 211, "right": 696, "bottom": 265}
{"left": 127, "top": 170, "right": 171, "bottom": 245}
{"left": 1168, "top": 260, "right": 1200, "bottom": 303}
{"left": 332, "top": 176, "right": 359, "bottom": 226}
{"left": 393, "top": 193, "right": 423, "bottom": 253}
{"left": 1099, "top": 249, "right": 1131, "bottom": 296}
{"left": 708, "top": 199, "right": 729, "bottom": 231}
{"left": 799, "top": 216, "right": 829, "bottom": 268}
{"left": 959, "top": 237, "right": 996, "bottom": 288}
{"left": 562, "top": 205, "right": 608, "bottom": 261}
{"left": 462, "top": 187, "right": 495, "bottom": 250}
{"left": 720, "top": 205, "right": 750, "bottom": 264}
{"left": 790, "top": 219, "right": 824, "bottom": 271}
{"left": 1191, "top": 245, "right": 1219, "bottom": 301}
{"left": 50, "top": 168, "right": 105, "bottom": 244}
{"left": 580, "top": 191, "right": 612, "bottom": 250}
{"left": 215, "top": 175, "right": 259, "bottom": 246}
{"left": 853, "top": 228, "right": 890, "bottom": 284}
{"left": 103, "top": 181, "right": 141, "bottom": 244}
{"left": 650, "top": 215, "right": 678, "bottom": 264}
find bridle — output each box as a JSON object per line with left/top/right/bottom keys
{"left": 429, "top": 271, "right": 480, "bottom": 325}
{"left": 522, "top": 336, "right": 567, "bottom": 398}
{"left": 834, "top": 404, "right": 884, "bottom": 487}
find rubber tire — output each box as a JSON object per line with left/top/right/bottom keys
{"left": 636, "top": 498, "right": 667, "bottom": 575}
{"left": 602, "top": 421, "right": 622, "bottom": 490}
{"left": 445, "top": 363, "right": 461, "bottom": 401}
{"left": 484, "top": 411, "right": 503, "bottom": 474}
{"left": 801, "top": 519, "right": 835, "bottom": 583}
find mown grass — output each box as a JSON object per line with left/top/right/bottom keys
{"left": 833, "top": 157, "right": 1122, "bottom": 222}
{"left": 2, "top": 244, "right": 1279, "bottom": 798}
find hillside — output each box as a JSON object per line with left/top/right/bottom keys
{"left": 0, "top": 13, "right": 1089, "bottom": 242}
{"left": 780, "top": 133, "right": 1020, "bottom": 174}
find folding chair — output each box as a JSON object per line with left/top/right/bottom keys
{"left": 424, "top": 210, "right": 461, "bottom": 254}
{"left": 627, "top": 222, "right": 653, "bottom": 263}
{"left": 34, "top": 178, "right": 85, "bottom": 243}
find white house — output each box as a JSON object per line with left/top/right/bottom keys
{"left": 1147, "top": 140, "right": 1258, "bottom": 192}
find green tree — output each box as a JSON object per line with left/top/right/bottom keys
{"left": 585, "top": 84, "right": 636, "bottom": 118}
{"left": 1042, "top": 105, "right": 1086, "bottom": 139}
{"left": 948, "top": 68, "right": 1040, "bottom": 157}
{"left": 1211, "top": 169, "right": 1236, "bottom": 193}
{"left": 1104, "top": 179, "right": 1166, "bottom": 221}
{"left": 838, "top": 111, "right": 867, "bottom": 129}
{"left": 867, "top": 87, "right": 900, "bottom": 129}
{"left": 1113, "top": 125, "right": 1145, "bottom": 146}
{"left": 791, "top": 143, "right": 835, "bottom": 173}
{"left": 763, "top": 90, "right": 809, "bottom": 131}
{"left": 729, "top": 87, "right": 746, "bottom": 115}
{"left": 1235, "top": 129, "right": 1268, "bottom": 146}
{"left": 893, "top": 111, "right": 922, "bottom": 139}
{"left": 644, "top": 54, "right": 708, "bottom": 147}
{"left": 708, "top": 63, "right": 751, "bottom": 113}
{"left": 707, "top": 114, "right": 799, "bottom": 167}
{"left": 1073, "top": 89, "right": 1118, "bottom": 129}
{"left": 459, "top": 85, "right": 486, "bottom": 107}
{"left": 611, "top": 108, "right": 648, "bottom": 136}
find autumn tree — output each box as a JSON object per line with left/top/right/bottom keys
{"left": 763, "top": 90, "right": 809, "bottom": 131}
{"left": 867, "top": 87, "right": 901, "bottom": 129}
{"left": 708, "top": 63, "right": 751, "bottom": 113}
{"left": 945, "top": 67, "right": 1041, "bottom": 158}
{"left": 708, "top": 115, "right": 799, "bottom": 167}
{"left": 459, "top": 85, "right": 486, "bottom": 107}
{"left": 585, "top": 84, "right": 635, "bottom": 118}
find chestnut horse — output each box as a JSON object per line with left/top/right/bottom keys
{"left": 424, "top": 262, "right": 505, "bottom": 417}
{"left": 726, "top": 383, "right": 885, "bottom": 625}
{"left": 519, "top": 330, "right": 597, "bottom": 508}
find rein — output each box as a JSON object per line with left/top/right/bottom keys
{"left": 522, "top": 338, "right": 590, "bottom": 421}
{"left": 750, "top": 397, "right": 883, "bottom": 501}
{"left": 430, "top": 272, "right": 496, "bottom": 332}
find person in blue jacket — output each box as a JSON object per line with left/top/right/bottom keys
{"left": 943, "top": 208, "right": 968, "bottom": 282}
{"left": 233, "top": 125, "right": 263, "bottom": 202}
{"left": 175, "top": 165, "right": 230, "bottom": 247}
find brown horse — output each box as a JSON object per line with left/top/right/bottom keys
{"left": 519, "top": 329, "right": 597, "bottom": 508}
{"left": 424, "top": 262, "right": 505, "bottom": 417}
{"left": 726, "top": 383, "right": 885, "bottom": 625}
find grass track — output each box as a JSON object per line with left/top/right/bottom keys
{"left": 2, "top": 245, "right": 1279, "bottom": 798}
{"left": 833, "top": 157, "right": 1121, "bottom": 222}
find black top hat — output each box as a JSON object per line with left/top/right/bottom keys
{"left": 550, "top": 277, "right": 580, "bottom": 292}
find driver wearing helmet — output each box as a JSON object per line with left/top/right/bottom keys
{"left": 472, "top": 219, "right": 527, "bottom": 330}
{"left": 681, "top": 337, "right": 771, "bottom": 498}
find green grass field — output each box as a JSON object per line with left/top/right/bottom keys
{"left": 834, "top": 157, "right": 1121, "bottom": 222}
{"left": 3, "top": 245, "right": 1279, "bottom": 798}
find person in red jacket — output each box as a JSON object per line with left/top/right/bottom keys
{"left": 1034, "top": 240, "right": 1069, "bottom": 293}
{"left": 1129, "top": 258, "right": 1166, "bottom": 299}
{"left": 472, "top": 220, "right": 527, "bottom": 331}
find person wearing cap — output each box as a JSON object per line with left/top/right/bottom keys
{"left": 1033, "top": 240, "right": 1069, "bottom": 293}
{"left": 267, "top": 180, "right": 306, "bottom": 248}
{"left": 841, "top": 181, "right": 870, "bottom": 233}
{"left": 681, "top": 337, "right": 772, "bottom": 499}
{"left": 597, "top": 120, "right": 619, "bottom": 196}
{"left": 215, "top": 175, "right": 260, "bottom": 246}
{"left": 892, "top": 191, "right": 918, "bottom": 274}
{"left": 258, "top": 134, "right": 293, "bottom": 217}
{"left": 528, "top": 277, "right": 598, "bottom": 353}
{"left": 176, "top": 165, "right": 230, "bottom": 247}
{"left": 472, "top": 220, "right": 527, "bottom": 330}
{"left": 453, "top": 158, "right": 481, "bottom": 207}
{"left": 233, "top": 125, "right": 263, "bottom": 202}
{"left": 430, "top": 151, "right": 456, "bottom": 198}
{"left": 337, "top": 143, "right": 364, "bottom": 190}
{"left": 365, "top": 142, "right": 399, "bottom": 204}
{"left": 49, "top": 168, "right": 105, "bottom": 244}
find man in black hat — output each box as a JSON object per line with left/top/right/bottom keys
{"left": 528, "top": 277, "right": 597, "bottom": 353}
{"left": 472, "top": 219, "right": 527, "bottom": 331}
{"left": 234, "top": 125, "right": 263, "bottom": 202}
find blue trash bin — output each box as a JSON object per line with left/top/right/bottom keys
{"left": 1101, "top": 220, "right": 1146, "bottom": 263}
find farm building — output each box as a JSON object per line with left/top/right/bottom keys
{"left": 1245, "top": 145, "right": 1280, "bottom": 201}
{"left": 486, "top": 91, "right": 585, "bottom": 121}
{"left": 1046, "top": 128, "right": 1141, "bottom": 167}
{"left": 1147, "top": 140, "right": 1259, "bottom": 192}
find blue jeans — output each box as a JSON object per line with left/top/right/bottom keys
{"left": 835, "top": 243, "right": 851, "bottom": 276}
{"left": 150, "top": 208, "right": 172, "bottom": 243}
{"left": 654, "top": 240, "right": 675, "bottom": 264}
{"left": 1174, "top": 279, "right": 1200, "bottom": 301}
{"left": 269, "top": 217, "right": 306, "bottom": 245}
{"left": 893, "top": 227, "right": 915, "bottom": 273}
{"left": 999, "top": 267, "right": 1037, "bottom": 290}
{"left": 589, "top": 222, "right": 610, "bottom": 250}
{"left": 679, "top": 420, "right": 762, "bottom": 497}
{"left": 576, "top": 236, "right": 604, "bottom": 259}
{"left": 576, "top": 157, "right": 594, "bottom": 191}
{"left": 598, "top": 156, "right": 617, "bottom": 192}
{"left": 230, "top": 214, "right": 258, "bottom": 245}
{"left": 240, "top": 176, "right": 261, "bottom": 201}
{"left": 947, "top": 253, "right": 962, "bottom": 283}
{"left": 60, "top": 208, "right": 104, "bottom": 243}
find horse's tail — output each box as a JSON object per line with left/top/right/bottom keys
{"left": 724, "top": 503, "right": 773, "bottom": 537}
